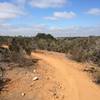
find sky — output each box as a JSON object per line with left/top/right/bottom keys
{"left": 0, "top": 0, "right": 100, "bottom": 37}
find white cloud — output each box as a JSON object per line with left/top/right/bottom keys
{"left": 0, "top": 23, "right": 48, "bottom": 36}
{"left": 86, "top": 8, "right": 100, "bottom": 16}
{"left": 44, "top": 11, "right": 76, "bottom": 20}
{"left": 0, "top": 2, "right": 25, "bottom": 20}
{"left": 12, "top": 0, "right": 67, "bottom": 8}
{"left": 30, "top": 0, "right": 67, "bottom": 8}
{"left": 0, "top": 0, "right": 68, "bottom": 21}
{"left": 0, "top": 24, "right": 100, "bottom": 37}
{"left": 49, "top": 26, "right": 100, "bottom": 37}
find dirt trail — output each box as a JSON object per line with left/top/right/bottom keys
{"left": 1, "top": 51, "right": 100, "bottom": 100}
{"left": 32, "top": 51, "right": 100, "bottom": 100}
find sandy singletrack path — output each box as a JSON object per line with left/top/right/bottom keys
{"left": 32, "top": 51, "right": 100, "bottom": 100}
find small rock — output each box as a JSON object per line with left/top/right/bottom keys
{"left": 33, "top": 69, "right": 36, "bottom": 73}
{"left": 21, "top": 93, "right": 25, "bottom": 96}
{"left": 33, "top": 76, "right": 39, "bottom": 81}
